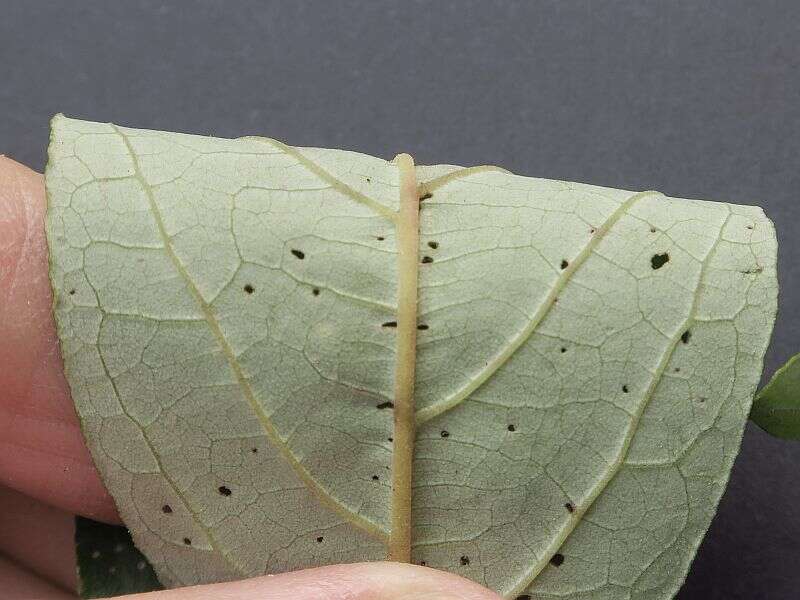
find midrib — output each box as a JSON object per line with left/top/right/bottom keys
{"left": 388, "top": 153, "right": 420, "bottom": 562}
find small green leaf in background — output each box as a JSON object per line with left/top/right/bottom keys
{"left": 75, "top": 517, "right": 162, "bottom": 599}
{"left": 751, "top": 353, "right": 800, "bottom": 440}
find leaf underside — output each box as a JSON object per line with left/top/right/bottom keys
{"left": 45, "top": 115, "right": 778, "bottom": 599}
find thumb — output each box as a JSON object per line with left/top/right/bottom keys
{"left": 125, "top": 562, "right": 502, "bottom": 600}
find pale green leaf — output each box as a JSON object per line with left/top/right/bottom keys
{"left": 45, "top": 115, "right": 778, "bottom": 599}
{"left": 751, "top": 353, "right": 800, "bottom": 439}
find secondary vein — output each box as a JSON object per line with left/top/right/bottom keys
{"left": 245, "top": 136, "right": 399, "bottom": 222}
{"left": 416, "top": 190, "right": 662, "bottom": 424}
{"left": 506, "top": 207, "right": 732, "bottom": 598}
{"left": 113, "top": 125, "right": 389, "bottom": 544}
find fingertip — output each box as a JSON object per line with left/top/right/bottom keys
{"left": 130, "top": 562, "right": 503, "bottom": 600}
{"left": 0, "top": 156, "right": 120, "bottom": 523}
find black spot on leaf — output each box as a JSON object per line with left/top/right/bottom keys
{"left": 183, "top": 538, "right": 192, "bottom": 545}
{"left": 650, "top": 226, "right": 657, "bottom": 233}
{"left": 316, "top": 536, "right": 324, "bottom": 543}
{"left": 651, "top": 252, "right": 670, "bottom": 269}
{"left": 422, "top": 256, "right": 434, "bottom": 264}
{"left": 69, "top": 289, "right": 76, "bottom": 295}
{"left": 376, "top": 236, "right": 385, "bottom": 241}
{"left": 460, "top": 555, "right": 470, "bottom": 566}
{"left": 290, "top": 249, "right": 305, "bottom": 260}
{"left": 565, "top": 502, "right": 575, "bottom": 513}
{"left": 428, "top": 241, "right": 439, "bottom": 249}
{"left": 372, "top": 475, "right": 379, "bottom": 481}
{"left": 376, "top": 401, "right": 394, "bottom": 410}
{"left": 251, "top": 448, "right": 258, "bottom": 453}
{"left": 550, "top": 553, "right": 565, "bottom": 567}
{"left": 382, "top": 321, "right": 397, "bottom": 328}
{"left": 441, "top": 430, "right": 450, "bottom": 438}
{"left": 417, "top": 324, "right": 429, "bottom": 330}
{"left": 218, "top": 486, "right": 232, "bottom": 496}
{"left": 622, "top": 385, "right": 629, "bottom": 393}
{"left": 161, "top": 505, "right": 172, "bottom": 514}
{"left": 243, "top": 284, "right": 254, "bottom": 294}
{"left": 312, "top": 288, "right": 320, "bottom": 296}
{"left": 681, "top": 330, "right": 691, "bottom": 344}
{"left": 560, "top": 347, "right": 567, "bottom": 353}
{"left": 516, "top": 596, "right": 532, "bottom": 600}
{"left": 560, "top": 259, "right": 569, "bottom": 270}
{"left": 507, "top": 424, "right": 516, "bottom": 432}
{"left": 420, "top": 192, "right": 433, "bottom": 201}
{"left": 419, "top": 560, "right": 427, "bottom": 566}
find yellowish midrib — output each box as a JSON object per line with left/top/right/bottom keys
{"left": 506, "top": 208, "right": 732, "bottom": 598}
{"left": 416, "top": 190, "right": 661, "bottom": 424}
{"left": 113, "top": 127, "right": 389, "bottom": 545}
{"left": 388, "top": 153, "right": 420, "bottom": 562}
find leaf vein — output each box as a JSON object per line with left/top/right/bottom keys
{"left": 112, "top": 126, "right": 390, "bottom": 545}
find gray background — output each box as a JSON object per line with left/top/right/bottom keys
{"left": 1, "top": 1, "right": 798, "bottom": 598}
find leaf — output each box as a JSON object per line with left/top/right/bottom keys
{"left": 45, "top": 115, "right": 778, "bottom": 599}
{"left": 750, "top": 353, "right": 800, "bottom": 439}
{"left": 75, "top": 516, "right": 162, "bottom": 598}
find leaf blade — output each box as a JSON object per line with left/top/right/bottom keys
{"left": 751, "top": 353, "right": 800, "bottom": 439}
{"left": 45, "top": 116, "right": 779, "bottom": 599}
{"left": 75, "top": 517, "right": 162, "bottom": 599}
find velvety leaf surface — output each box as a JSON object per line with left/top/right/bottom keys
{"left": 75, "top": 516, "right": 162, "bottom": 598}
{"left": 45, "top": 115, "right": 778, "bottom": 599}
{"left": 751, "top": 353, "right": 800, "bottom": 439}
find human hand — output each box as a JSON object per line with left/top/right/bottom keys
{"left": 0, "top": 156, "right": 501, "bottom": 600}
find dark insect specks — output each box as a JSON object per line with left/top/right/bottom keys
{"left": 440, "top": 430, "right": 450, "bottom": 438}
{"left": 516, "top": 596, "right": 532, "bottom": 600}
{"left": 681, "top": 330, "right": 691, "bottom": 344}
{"left": 376, "top": 401, "right": 394, "bottom": 410}
{"left": 382, "top": 321, "right": 398, "bottom": 328}
{"left": 622, "top": 385, "right": 629, "bottom": 393}
{"left": 371, "top": 475, "right": 379, "bottom": 481}
{"left": 427, "top": 241, "right": 439, "bottom": 249}
{"left": 565, "top": 502, "right": 575, "bottom": 513}
{"left": 417, "top": 323, "right": 429, "bottom": 331}
{"left": 460, "top": 555, "right": 470, "bottom": 566}
{"left": 161, "top": 504, "right": 173, "bottom": 514}
{"left": 560, "top": 259, "right": 569, "bottom": 270}
{"left": 290, "top": 249, "right": 305, "bottom": 260}
{"left": 420, "top": 192, "right": 433, "bottom": 201}
{"left": 218, "top": 485, "right": 232, "bottom": 497}
{"left": 550, "top": 553, "right": 565, "bottom": 567}
{"left": 507, "top": 424, "right": 516, "bottom": 432}
{"left": 183, "top": 538, "right": 192, "bottom": 546}
{"left": 422, "top": 256, "right": 434, "bottom": 264}
{"left": 312, "top": 288, "right": 320, "bottom": 296}
{"left": 651, "top": 252, "right": 670, "bottom": 270}
{"left": 243, "top": 284, "right": 254, "bottom": 294}
{"left": 68, "top": 289, "right": 76, "bottom": 295}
